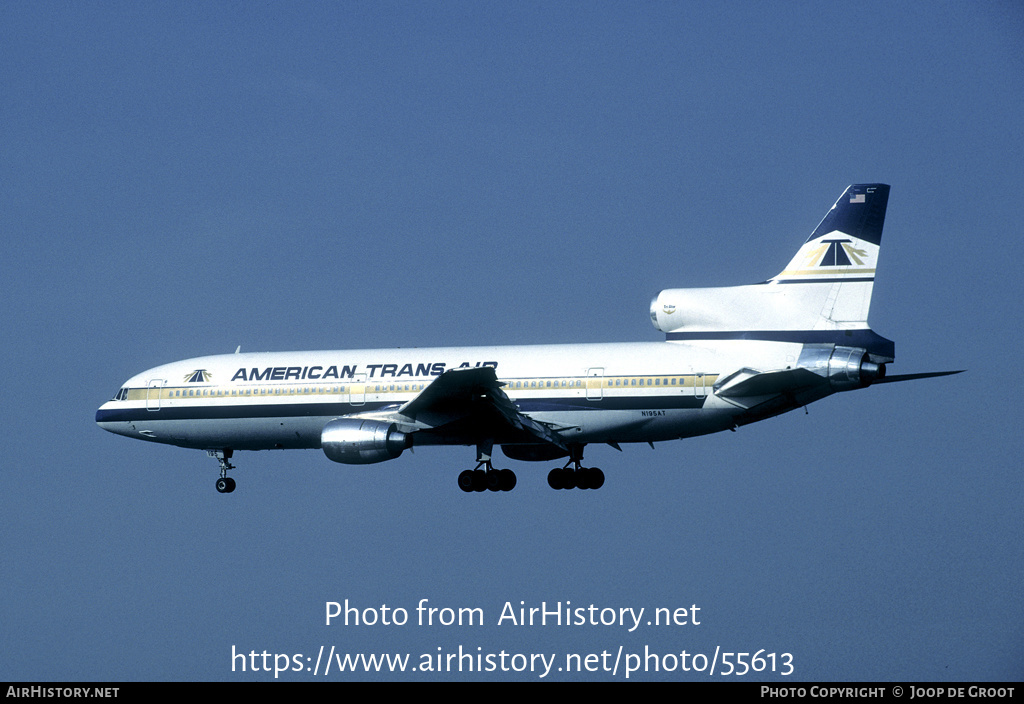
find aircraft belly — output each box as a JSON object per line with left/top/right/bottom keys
{"left": 527, "top": 407, "right": 737, "bottom": 444}
{"left": 105, "top": 417, "right": 326, "bottom": 451}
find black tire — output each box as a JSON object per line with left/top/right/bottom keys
{"left": 458, "top": 470, "right": 475, "bottom": 492}
{"left": 472, "top": 469, "right": 487, "bottom": 492}
{"left": 500, "top": 468, "right": 517, "bottom": 492}
{"left": 576, "top": 468, "right": 591, "bottom": 490}
{"left": 486, "top": 470, "right": 502, "bottom": 492}
{"left": 561, "top": 467, "right": 577, "bottom": 490}
{"left": 547, "top": 467, "right": 563, "bottom": 490}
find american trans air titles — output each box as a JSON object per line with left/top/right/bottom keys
{"left": 230, "top": 361, "right": 497, "bottom": 382}
{"left": 97, "top": 184, "right": 962, "bottom": 494}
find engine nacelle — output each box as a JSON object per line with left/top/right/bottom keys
{"left": 798, "top": 345, "right": 886, "bottom": 391}
{"left": 321, "top": 418, "right": 410, "bottom": 465}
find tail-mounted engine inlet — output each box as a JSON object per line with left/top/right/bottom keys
{"left": 799, "top": 345, "right": 886, "bottom": 391}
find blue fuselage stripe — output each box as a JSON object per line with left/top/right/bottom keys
{"left": 95, "top": 394, "right": 707, "bottom": 425}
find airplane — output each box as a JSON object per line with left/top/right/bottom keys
{"left": 96, "top": 184, "right": 961, "bottom": 494}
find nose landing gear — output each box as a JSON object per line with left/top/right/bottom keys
{"left": 208, "top": 449, "right": 236, "bottom": 493}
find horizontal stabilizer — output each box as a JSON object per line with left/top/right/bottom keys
{"left": 873, "top": 369, "right": 965, "bottom": 384}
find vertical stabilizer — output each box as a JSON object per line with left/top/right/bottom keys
{"left": 651, "top": 184, "right": 895, "bottom": 361}
{"left": 771, "top": 183, "right": 889, "bottom": 285}
{"left": 768, "top": 184, "right": 889, "bottom": 342}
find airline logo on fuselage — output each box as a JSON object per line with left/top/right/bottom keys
{"left": 185, "top": 369, "right": 212, "bottom": 383}
{"left": 230, "top": 361, "right": 497, "bottom": 382}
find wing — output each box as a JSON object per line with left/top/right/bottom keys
{"left": 714, "top": 364, "right": 965, "bottom": 427}
{"left": 872, "top": 369, "right": 965, "bottom": 384}
{"left": 713, "top": 366, "right": 844, "bottom": 427}
{"left": 388, "top": 366, "right": 568, "bottom": 450}
{"left": 714, "top": 367, "right": 825, "bottom": 401}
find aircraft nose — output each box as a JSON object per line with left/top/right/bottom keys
{"left": 96, "top": 401, "right": 119, "bottom": 431}
{"left": 95, "top": 403, "right": 136, "bottom": 439}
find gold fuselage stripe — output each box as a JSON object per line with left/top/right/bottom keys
{"left": 123, "top": 373, "right": 720, "bottom": 402}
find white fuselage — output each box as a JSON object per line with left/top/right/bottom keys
{"left": 95, "top": 338, "right": 811, "bottom": 454}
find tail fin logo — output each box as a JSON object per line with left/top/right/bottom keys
{"left": 185, "top": 369, "right": 211, "bottom": 383}
{"left": 803, "top": 238, "right": 869, "bottom": 268}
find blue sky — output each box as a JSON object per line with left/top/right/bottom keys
{"left": 2, "top": 1, "right": 1021, "bottom": 681}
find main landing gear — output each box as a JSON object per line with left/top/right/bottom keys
{"left": 548, "top": 445, "right": 604, "bottom": 490}
{"left": 458, "top": 443, "right": 517, "bottom": 493}
{"left": 455, "top": 443, "right": 605, "bottom": 492}
{"left": 209, "top": 449, "right": 236, "bottom": 493}
{"left": 457, "top": 462, "right": 517, "bottom": 493}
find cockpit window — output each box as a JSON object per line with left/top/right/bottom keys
{"left": 112, "top": 387, "right": 129, "bottom": 401}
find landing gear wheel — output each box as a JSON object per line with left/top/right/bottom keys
{"left": 486, "top": 469, "right": 502, "bottom": 492}
{"left": 458, "top": 470, "right": 475, "bottom": 492}
{"left": 548, "top": 467, "right": 563, "bottom": 490}
{"left": 215, "top": 477, "right": 236, "bottom": 493}
{"left": 579, "top": 468, "right": 594, "bottom": 490}
{"left": 472, "top": 469, "right": 487, "bottom": 492}
{"left": 589, "top": 467, "right": 605, "bottom": 489}
{"left": 499, "top": 468, "right": 517, "bottom": 492}
{"left": 561, "top": 467, "right": 577, "bottom": 490}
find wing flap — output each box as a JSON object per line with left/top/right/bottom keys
{"left": 398, "top": 367, "right": 567, "bottom": 451}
